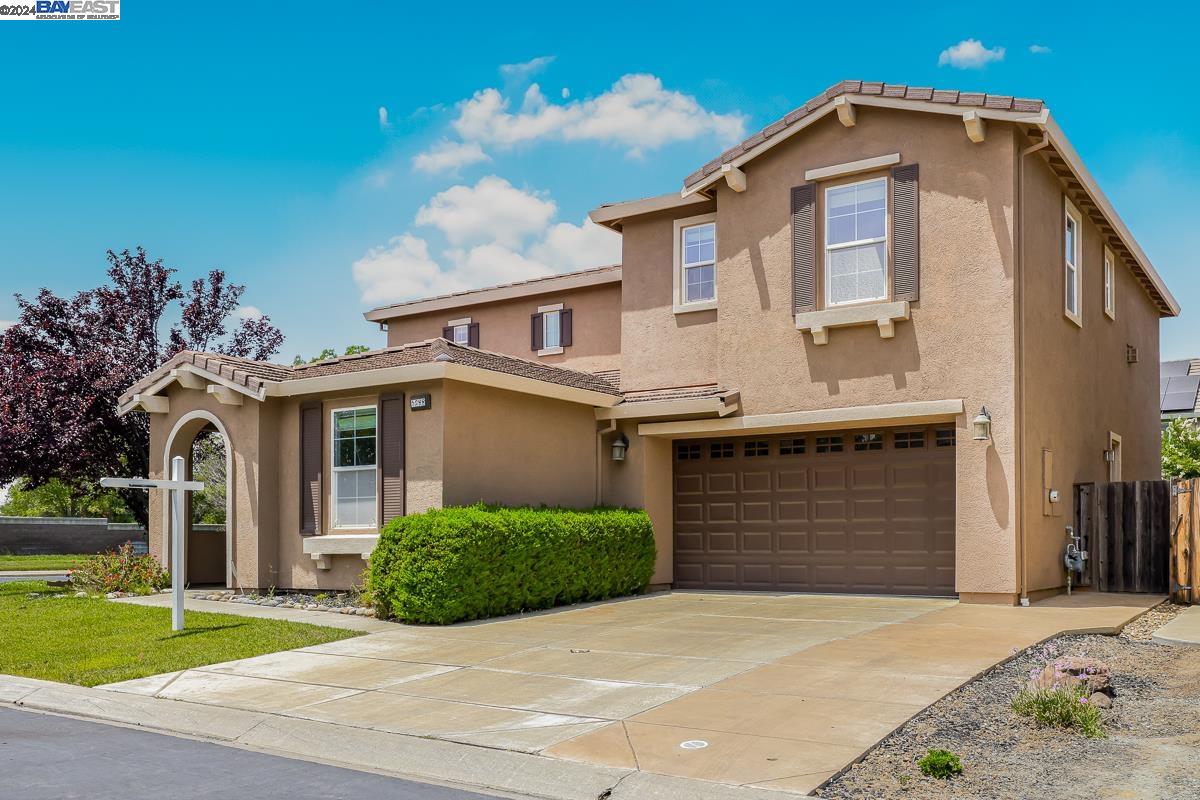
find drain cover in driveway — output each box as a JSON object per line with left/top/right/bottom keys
{"left": 679, "top": 740, "right": 708, "bottom": 750}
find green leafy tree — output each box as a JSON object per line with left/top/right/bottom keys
{"left": 0, "top": 478, "right": 133, "bottom": 521}
{"left": 1162, "top": 418, "right": 1200, "bottom": 478}
{"left": 292, "top": 344, "right": 370, "bottom": 366}
{"left": 190, "top": 431, "right": 227, "bottom": 525}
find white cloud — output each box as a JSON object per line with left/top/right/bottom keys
{"left": 411, "top": 139, "right": 490, "bottom": 174}
{"left": 1029, "top": 44, "right": 1052, "bottom": 54}
{"left": 353, "top": 178, "right": 622, "bottom": 306}
{"left": 236, "top": 306, "right": 264, "bottom": 321}
{"left": 415, "top": 176, "right": 555, "bottom": 248}
{"left": 450, "top": 73, "right": 746, "bottom": 156}
{"left": 378, "top": 106, "right": 390, "bottom": 130}
{"left": 938, "top": 39, "right": 1006, "bottom": 69}
{"left": 353, "top": 234, "right": 465, "bottom": 305}
{"left": 499, "top": 55, "right": 555, "bottom": 81}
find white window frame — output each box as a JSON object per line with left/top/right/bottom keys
{"left": 1064, "top": 198, "right": 1083, "bottom": 326}
{"left": 330, "top": 404, "right": 378, "bottom": 530}
{"left": 672, "top": 213, "right": 717, "bottom": 314}
{"left": 823, "top": 176, "right": 889, "bottom": 308}
{"left": 1103, "top": 246, "right": 1115, "bottom": 320}
{"left": 536, "top": 302, "right": 564, "bottom": 356}
{"left": 447, "top": 317, "right": 471, "bottom": 345}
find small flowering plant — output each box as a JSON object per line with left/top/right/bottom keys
{"left": 70, "top": 542, "right": 169, "bottom": 595}
{"left": 1010, "top": 641, "right": 1106, "bottom": 738}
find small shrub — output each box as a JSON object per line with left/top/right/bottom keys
{"left": 70, "top": 542, "right": 168, "bottom": 594}
{"left": 369, "top": 504, "right": 656, "bottom": 624}
{"left": 917, "top": 749, "right": 963, "bottom": 779}
{"left": 1012, "top": 684, "right": 1105, "bottom": 738}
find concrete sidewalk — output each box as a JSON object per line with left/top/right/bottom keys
{"left": 1153, "top": 605, "right": 1200, "bottom": 647}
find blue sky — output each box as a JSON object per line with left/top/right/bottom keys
{"left": 0, "top": 2, "right": 1196, "bottom": 361}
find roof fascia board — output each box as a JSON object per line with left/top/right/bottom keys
{"left": 364, "top": 268, "right": 622, "bottom": 322}
{"left": 637, "top": 398, "right": 964, "bottom": 438}
{"left": 1041, "top": 114, "right": 1180, "bottom": 316}
{"left": 588, "top": 192, "right": 711, "bottom": 229}
{"left": 683, "top": 97, "right": 1048, "bottom": 196}
{"left": 267, "top": 361, "right": 620, "bottom": 407}
{"left": 594, "top": 396, "right": 736, "bottom": 421}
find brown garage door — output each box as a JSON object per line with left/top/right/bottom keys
{"left": 673, "top": 426, "right": 956, "bottom": 595}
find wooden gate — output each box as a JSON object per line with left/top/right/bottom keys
{"left": 1074, "top": 481, "right": 1170, "bottom": 594}
{"left": 1170, "top": 477, "right": 1200, "bottom": 604}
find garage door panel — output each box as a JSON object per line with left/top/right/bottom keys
{"left": 673, "top": 426, "right": 955, "bottom": 595}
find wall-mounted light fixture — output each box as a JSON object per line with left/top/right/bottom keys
{"left": 611, "top": 433, "right": 629, "bottom": 462}
{"left": 972, "top": 406, "right": 992, "bottom": 442}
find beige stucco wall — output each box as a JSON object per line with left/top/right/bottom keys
{"left": 616, "top": 108, "right": 1021, "bottom": 597}
{"left": 383, "top": 282, "right": 622, "bottom": 375}
{"left": 599, "top": 419, "right": 673, "bottom": 584}
{"left": 619, "top": 202, "right": 718, "bottom": 392}
{"left": 441, "top": 381, "right": 598, "bottom": 508}
{"left": 1017, "top": 131, "right": 1163, "bottom": 595}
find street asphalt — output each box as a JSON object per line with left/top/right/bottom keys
{"left": 0, "top": 707, "right": 503, "bottom": 800}
{"left": 0, "top": 572, "right": 68, "bottom": 583}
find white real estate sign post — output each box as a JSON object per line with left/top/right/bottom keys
{"left": 101, "top": 456, "right": 204, "bottom": 631}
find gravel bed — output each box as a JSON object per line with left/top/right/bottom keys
{"left": 189, "top": 590, "right": 376, "bottom": 616}
{"left": 818, "top": 611, "right": 1200, "bottom": 800}
{"left": 1119, "top": 600, "right": 1190, "bottom": 640}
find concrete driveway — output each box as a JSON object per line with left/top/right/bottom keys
{"left": 100, "top": 591, "right": 1159, "bottom": 796}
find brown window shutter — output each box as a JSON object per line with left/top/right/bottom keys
{"left": 299, "top": 401, "right": 322, "bottom": 535}
{"left": 530, "top": 312, "right": 543, "bottom": 350}
{"left": 892, "top": 163, "right": 920, "bottom": 302}
{"left": 560, "top": 309, "right": 573, "bottom": 347}
{"left": 378, "top": 394, "right": 405, "bottom": 525}
{"left": 791, "top": 184, "right": 817, "bottom": 313}
{"left": 441, "top": 326, "right": 454, "bottom": 340}
{"left": 467, "top": 322, "right": 480, "bottom": 348}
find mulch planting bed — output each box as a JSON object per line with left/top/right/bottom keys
{"left": 818, "top": 602, "right": 1200, "bottom": 800}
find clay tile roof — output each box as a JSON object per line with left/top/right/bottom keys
{"left": 121, "top": 339, "right": 623, "bottom": 409}
{"left": 619, "top": 384, "right": 727, "bottom": 404}
{"left": 684, "top": 80, "right": 1046, "bottom": 189}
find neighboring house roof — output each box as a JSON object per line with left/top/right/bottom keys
{"left": 621, "top": 384, "right": 726, "bottom": 404}
{"left": 593, "top": 79, "right": 1178, "bottom": 318}
{"left": 118, "top": 339, "right": 623, "bottom": 415}
{"left": 1160, "top": 358, "right": 1200, "bottom": 416}
{"left": 362, "top": 264, "right": 621, "bottom": 323}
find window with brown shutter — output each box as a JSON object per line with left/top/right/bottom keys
{"left": 467, "top": 322, "right": 480, "bottom": 348}
{"left": 378, "top": 394, "right": 405, "bottom": 525}
{"left": 791, "top": 184, "right": 817, "bottom": 313}
{"left": 891, "top": 163, "right": 920, "bottom": 302}
{"left": 299, "top": 401, "right": 322, "bottom": 535}
{"left": 441, "top": 325, "right": 454, "bottom": 340}
{"left": 530, "top": 312, "right": 543, "bottom": 350}
{"left": 560, "top": 309, "right": 573, "bottom": 347}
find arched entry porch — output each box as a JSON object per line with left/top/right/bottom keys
{"left": 163, "top": 410, "right": 235, "bottom": 588}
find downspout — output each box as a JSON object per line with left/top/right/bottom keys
{"left": 596, "top": 419, "right": 617, "bottom": 505}
{"left": 1016, "top": 129, "right": 1050, "bottom": 606}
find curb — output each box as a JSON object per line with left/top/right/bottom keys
{"left": 1, "top": 674, "right": 795, "bottom": 800}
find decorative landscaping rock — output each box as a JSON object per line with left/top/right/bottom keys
{"left": 1088, "top": 691, "right": 1113, "bottom": 709}
{"left": 181, "top": 588, "right": 375, "bottom": 618}
{"left": 1031, "top": 655, "right": 1113, "bottom": 695}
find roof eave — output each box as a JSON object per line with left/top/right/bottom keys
{"left": 587, "top": 192, "right": 712, "bottom": 231}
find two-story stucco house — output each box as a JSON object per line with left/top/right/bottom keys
{"left": 121, "top": 81, "right": 1178, "bottom": 605}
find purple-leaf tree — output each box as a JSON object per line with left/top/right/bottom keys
{"left": 0, "top": 247, "right": 284, "bottom": 526}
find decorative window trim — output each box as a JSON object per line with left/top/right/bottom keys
{"left": 330, "top": 404, "right": 378, "bottom": 531}
{"left": 795, "top": 300, "right": 910, "bottom": 345}
{"left": 1103, "top": 246, "right": 1115, "bottom": 320}
{"left": 804, "top": 152, "right": 900, "bottom": 182}
{"left": 1064, "top": 197, "right": 1083, "bottom": 327}
{"left": 823, "top": 176, "right": 890, "bottom": 309}
{"left": 447, "top": 316, "right": 472, "bottom": 326}
{"left": 673, "top": 212, "right": 718, "bottom": 314}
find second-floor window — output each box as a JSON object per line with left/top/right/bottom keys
{"left": 825, "top": 177, "right": 887, "bottom": 306}
{"left": 1064, "top": 199, "right": 1082, "bottom": 325}
{"left": 682, "top": 222, "right": 716, "bottom": 304}
{"left": 1103, "top": 247, "right": 1115, "bottom": 319}
{"left": 543, "top": 309, "right": 561, "bottom": 349}
{"left": 452, "top": 324, "right": 469, "bottom": 344}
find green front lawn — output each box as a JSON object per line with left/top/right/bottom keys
{"left": 0, "top": 581, "right": 360, "bottom": 686}
{"left": 0, "top": 554, "right": 92, "bottom": 571}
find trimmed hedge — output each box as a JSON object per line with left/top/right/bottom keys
{"left": 368, "top": 505, "right": 656, "bottom": 624}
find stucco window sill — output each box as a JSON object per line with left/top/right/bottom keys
{"left": 795, "top": 300, "right": 910, "bottom": 345}
{"left": 673, "top": 300, "right": 718, "bottom": 315}
{"left": 303, "top": 533, "right": 378, "bottom": 570}
{"left": 537, "top": 346, "right": 564, "bottom": 357}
